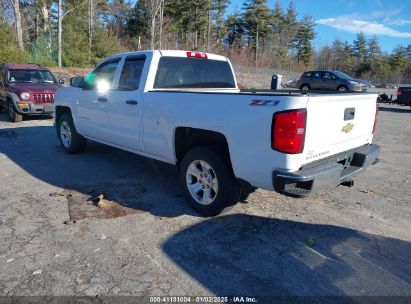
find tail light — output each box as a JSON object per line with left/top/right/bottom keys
{"left": 397, "top": 88, "right": 402, "bottom": 97}
{"left": 186, "top": 51, "right": 208, "bottom": 59}
{"left": 272, "top": 109, "right": 307, "bottom": 154}
{"left": 373, "top": 104, "right": 379, "bottom": 133}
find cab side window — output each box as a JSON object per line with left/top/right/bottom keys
{"left": 118, "top": 58, "right": 145, "bottom": 91}
{"left": 84, "top": 59, "right": 120, "bottom": 90}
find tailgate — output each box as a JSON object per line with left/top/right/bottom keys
{"left": 302, "top": 93, "right": 378, "bottom": 165}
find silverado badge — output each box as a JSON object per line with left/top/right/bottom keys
{"left": 342, "top": 123, "right": 354, "bottom": 133}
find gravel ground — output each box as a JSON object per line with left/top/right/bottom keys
{"left": 0, "top": 104, "right": 410, "bottom": 300}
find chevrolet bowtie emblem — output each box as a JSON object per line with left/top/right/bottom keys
{"left": 342, "top": 123, "right": 354, "bottom": 133}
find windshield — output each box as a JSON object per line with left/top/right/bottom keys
{"left": 154, "top": 57, "right": 236, "bottom": 89}
{"left": 333, "top": 71, "right": 352, "bottom": 80}
{"left": 8, "top": 69, "right": 56, "bottom": 84}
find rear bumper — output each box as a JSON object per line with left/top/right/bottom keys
{"left": 273, "top": 144, "right": 380, "bottom": 197}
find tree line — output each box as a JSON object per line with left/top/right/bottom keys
{"left": 1, "top": 0, "right": 410, "bottom": 83}
{"left": 316, "top": 32, "right": 411, "bottom": 83}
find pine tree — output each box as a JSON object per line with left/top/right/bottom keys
{"left": 0, "top": 16, "right": 29, "bottom": 63}
{"left": 352, "top": 32, "right": 370, "bottom": 76}
{"left": 225, "top": 9, "right": 243, "bottom": 47}
{"left": 285, "top": 0, "right": 298, "bottom": 50}
{"left": 269, "top": 0, "right": 286, "bottom": 68}
{"left": 271, "top": 0, "right": 284, "bottom": 34}
{"left": 368, "top": 35, "right": 381, "bottom": 59}
{"left": 405, "top": 44, "right": 411, "bottom": 58}
{"left": 127, "top": 0, "right": 149, "bottom": 42}
{"left": 242, "top": 0, "right": 272, "bottom": 62}
{"left": 341, "top": 41, "right": 354, "bottom": 73}
{"left": 294, "top": 14, "right": 315, "bottom": 66}
{"left": 331, "top": 39, "right": 343, "bottom": 69}
{"left": 211, "top": 0, "right": 230, "bottom": 46}
{"left": 390, "top": 46, "right": 408, "bottom": 75}
{"left": 352, "top": 32, "right": 368, "bottom": 62}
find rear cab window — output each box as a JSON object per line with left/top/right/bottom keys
{"left": 118, "top": 56, "right": 145, "bottom": 91}
{"left": 154, "top": 57, "right": 236, "bottom": 89}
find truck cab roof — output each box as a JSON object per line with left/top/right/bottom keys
{"left": 104, "top": 50, "right": 229, "bottom": 62}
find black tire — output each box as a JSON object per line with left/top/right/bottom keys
{"left": 57, "top": 112, "right": 87, "bottom": 154}
{"left": 300, "top": 84, "right": 310, "bottom": 91}
{"left": 179, "top": 146, "right": 240, "bottom": 217}
{"left": 7, "top": 101, "right": 23, "bottom": 123}
{"left": 0, "top": 105, "right": 4, "bottom": 113}
{"left": 337, "top": 85, "right": 348, "bottom": 92}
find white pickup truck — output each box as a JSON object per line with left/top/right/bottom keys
{"left": 54, "top": 50, "right": 380, "bottom": 216}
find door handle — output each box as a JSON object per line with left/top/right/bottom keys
{"left": 126, "top": 100, "right": 138, "bottom": 105}
{"left": 98, "top": 96, "right": 108, "bottom": 102}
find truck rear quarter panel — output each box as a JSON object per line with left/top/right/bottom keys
{"left": 142, "top": 91, "right": 309, "bottom": 190}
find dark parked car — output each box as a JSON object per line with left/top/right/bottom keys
{"left": 297, "top": 70, "right": 368, "bottom": 92}
{"left": 0, "top": 63, "right": 63, "bottom": 122}
{"left": 397, "top": 87, "right": 411, "bottom": 108}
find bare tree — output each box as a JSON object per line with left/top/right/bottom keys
{"left": 146, "top": 0, "right": 163, "bottom": 49}
{"left": 40, "top": 0, "right": 51, "bottom": 49}
{"left": 158, "top": 0, "right": 164, "bottom": 49}
{"left": 88, "top": 0, "right": 93, "bottom": 64}
{"left": 11, "top": 0, "right": 24, "bottom": 51}
{"left": 58, "top": 0, "right": 62, "bottom": 67}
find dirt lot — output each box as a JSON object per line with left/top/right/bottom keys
{"left": 0, "top": 104, "right": 410, "bottom": 300}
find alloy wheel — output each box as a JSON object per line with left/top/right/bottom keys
{"left": 186, "top": 160, "right": 219, "bottom": 205}
{"left": 60, "top": 121, "right": 72, "bottom": 148}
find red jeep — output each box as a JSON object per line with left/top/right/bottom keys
{"left": 0, "top": 63, "right": 64, "bottom": 122}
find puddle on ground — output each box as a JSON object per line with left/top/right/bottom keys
{"left": 50, "top": 181, "right": 146, "bottom": 221}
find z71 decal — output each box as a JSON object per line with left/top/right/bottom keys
{"left": 249, "top": 100, "right": 280, "bottom": 106}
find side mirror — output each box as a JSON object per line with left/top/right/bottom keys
{"left": 70, "top": 76, "right": 84, "bottom": 88}
{"left": 58, "top": 79, "right": 65, "bottom": 85}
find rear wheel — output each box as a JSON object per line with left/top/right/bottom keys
{"left": 57, "top": 112, "right": 87, "bottom": 154}
{"left": 300, "top": 84, "right": 310, "bottom": 91}
{"left": 8, "top": 101, "right": 23, "bottom": 123}
{"left": 179, "top": 146, "right": 240, "bottom": 217}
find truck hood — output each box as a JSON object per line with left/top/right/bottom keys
{"left": 8, "top": 83, "right": 60, "bottom": 94}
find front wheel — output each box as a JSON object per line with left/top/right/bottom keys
{"left": 300, "top": 84, "right": 310, "bottom": 91}
{"left": 338, "top": 86, "right": 348, "bottom": 92}
{"left": 179, "top": 146, "right": 240, "bottom": 217}
{"left": 8, "top": 101, "right": 23, "bottom": 123}
{"left": 57, "top": 112, "right": 87, "bottom": 154}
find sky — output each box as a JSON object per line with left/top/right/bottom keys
{"left": 228, "top": 0, "right": 411, "bottom": 53}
